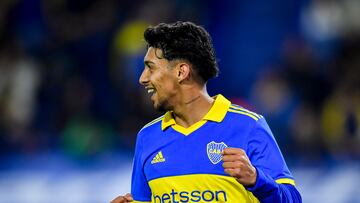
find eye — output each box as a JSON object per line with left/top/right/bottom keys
{"left": 144, "top": 64, "right": 152, "bottom": 72}
{"left": 148, "top": 65, "right": 156, "bottom": 73}
{"left": 144, "top": 62, "right": 156, "bottom": 73}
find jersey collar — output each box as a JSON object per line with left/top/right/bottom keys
{"left": 161, "top": 94, "right": 231, "bottom": 131}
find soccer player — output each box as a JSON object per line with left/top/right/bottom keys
{"left": 111, "top": 21, "right": 302, "bottom": 203}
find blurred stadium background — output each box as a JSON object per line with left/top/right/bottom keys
{"left": 0, "top": 0, "right": 360, "bottom": 202}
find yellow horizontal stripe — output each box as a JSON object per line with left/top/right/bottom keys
{"left": 228, "top": 109, "right": 259, "bottom": 121}
{"left": 133, "top": 200, "right": 151, "bottom": 203}
{"left": 230, "top": 105, "right": 261, "bottom": 119}
{"left": 276, "top": 178, "right": 296, "bottom": 186}
{"left": 149, "top": 174, "right": 259, "bottom": 203}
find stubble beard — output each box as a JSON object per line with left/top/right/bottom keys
{"left": 155, "top": 104, "right": 166, "bottom": 113}
{"left": 154, "top": 99, "right": 171, "bottom": 113}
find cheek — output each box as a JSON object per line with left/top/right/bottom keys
{"left": 154, "top": 74, "right": 177, "bottom": 92}
{"left": 162, "top": 78, "right": 178, "bottom": 94}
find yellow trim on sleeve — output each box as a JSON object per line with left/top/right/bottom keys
{"left": 275, "top": 178, "right": 296, "bottom": 186}
{"left": 228, "top": 109, "right": 260, "bottom": 121}
{"left": 141, "top": 116, "right": 164, "bottom": 130}
{"left": 132, "top": 200, "right": 151, "bottom": 203}
{"left": 229, "top": 105, "right": 262, "bottom": 119}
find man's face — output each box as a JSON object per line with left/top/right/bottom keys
{"left": 139, "top": 47, "right": 179, "bottom": 111}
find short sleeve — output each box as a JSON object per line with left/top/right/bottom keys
{"left": 131, "top": 132, "right": 152, "bottom": 202}
{"left": 246, "top": 118, "right": 294, "bottom": 183}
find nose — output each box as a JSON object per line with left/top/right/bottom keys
{"left": 139, "top": 68, "right": 149, "bottom": 86}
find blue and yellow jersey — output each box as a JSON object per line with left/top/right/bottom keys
{"left": 131, "top": 95, "right": 295, "bottom": 203}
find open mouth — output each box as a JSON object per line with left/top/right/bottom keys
{"left": 147, "top": 89, "right": 155, "bottom": 94}
{"left": 146, "top": 88, "right": 156, "bottom": 99}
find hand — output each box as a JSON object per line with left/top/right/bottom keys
{"left": 222, "top": 147, "right": 257, "bottom": 187}
{"left": 110, "top": 193, "right": 133, "bottom": 203}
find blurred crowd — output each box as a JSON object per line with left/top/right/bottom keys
{"left": 0, "top": 0, "right": 359, "bottom": 162}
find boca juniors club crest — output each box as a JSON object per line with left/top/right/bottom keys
{"left": 207, "top": 141, "right": 228, "bottom": 164}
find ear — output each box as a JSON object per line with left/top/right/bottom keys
{"left": 176, "top": 63, "right": 191, "bottom": 83}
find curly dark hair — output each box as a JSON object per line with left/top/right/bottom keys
{"left": 144, "top": 21, "right": 219, "bottom": 83}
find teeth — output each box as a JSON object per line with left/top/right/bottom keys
{"left": 147, "top": 89, "right": 154, "bottom": 94}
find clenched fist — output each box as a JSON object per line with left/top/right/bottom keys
{"left": 110, "top": 193, "right": 133, "bottom": 203}
{"left": 222, "top": 147, "right": 257, "bottom": 187}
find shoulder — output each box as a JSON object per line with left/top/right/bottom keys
{"left": 227, "top": 104, "right": 263, "bottom": 122}
{"left": 139, "top": 115, "right": 164, "bottom": 133}
{"left": 135, "top": 115, "right": 164, "bottom": 148}
{"left": 225, "top": 104, "right": 267, "bottom": 138}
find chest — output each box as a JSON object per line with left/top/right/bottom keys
{"left": 142, "top": 123, "right": 248, "bottom": 181}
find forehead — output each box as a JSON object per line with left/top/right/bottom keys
{"left": 144, "top": 47, "right": 165, "bottom": 63}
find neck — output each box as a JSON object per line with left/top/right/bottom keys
{"left": 172, "top": 85, "right": 214, "bottom": 128}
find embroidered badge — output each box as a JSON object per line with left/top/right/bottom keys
{"left": 207, "top": 141, "right": 228, "bottom": 164}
